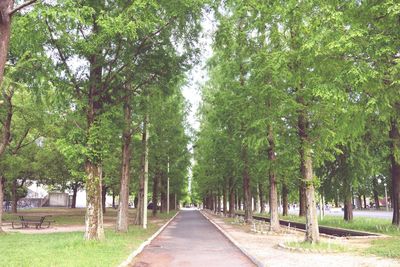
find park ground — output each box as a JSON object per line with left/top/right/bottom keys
{"left": 1, "top": 208, "right": 400, "bottom": 267}
{"left": 0, "top": 208, "right": 176, "bottom": 267}
{"left": 202, "top": 210, "right": 400, "bottom": 267}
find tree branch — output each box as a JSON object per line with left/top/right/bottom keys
{"left": 102, "top": 16, "right": 176, "bottom": 90}
{"left": 45, "top": 19, "right": 82, "bottom": 97}
{"left": 0, "top": 87, "right": 14, "bottom": 156}
{"left": 12, "top": 127, "right": 30, "bottom": 154}
{"left": 9, "top": 0, "right": 38, "bottom": 16}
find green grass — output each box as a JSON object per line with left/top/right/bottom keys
{"left": 280, "top": 214, "right": 400, "bottom": 236}
{"left": 285, "top": 241, "right": 348, "bottom": 253}
{"left": 366, "top": 238, "right": 400, "bottom": 259}
{"left": 0, "top": 209, "right": 177, "bottom": 267}
{"left": 280, "top": 214, "right": 400, "bottom": 259}
{"left": 255, "top": 212, "right": 400, "bottom": 259}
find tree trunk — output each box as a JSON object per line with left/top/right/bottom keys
{"left": 136, "top": 116, "right": 149, "bottom": 226}
{"left": 0, "top": 177, "right": 4, "bottom": 233}
{"left": 241, "top": 145, "right": 252, "bottom": 222}
{"left": 84, "top": 163, "right": 104, "bottom": 240}
{"left": 169, "top": 194, "right": 175, "bottom": 210}
{"left": 267, "top": 125, "right": 280, "bottom": 231}
{"left": 235, "top": 190, "right": 238, "bottom": 211}
{"left": 112, "top": 191, "right": 116, "bottom": 209}
{"left": 71, "top": 185, "right": 78, "bottom": 209}
{"left": 299, "top": 182, "right": 306, "bottom": 216}
{"left": 390, "top": 119, "right": 400, "bottom": 226}
{"left": 142, "top": 114, "right": 149, "bottom": 228}
{"left": 334, "top": 194, "right": 339, "bottom": 207}
{"left": 174, "top": 193, "right": 177, "bottom": 210}
{"left": 101, "top": 185, "right": 107, "bottom": 214}
{"left": 84, "top": 17, "right": 105, "bottom": 241}
{"left": 0, "top": 0, "right": 13, "bottom": 88}
{"left": 217, "top": 192, "right": 221, "bottom": 214}
{"left": 357, "top": 194, "right": 362, "bottom": 209}
{"left": 363, "top": 195, "right": 367, "bottom": 209}
{"left": 254, "top": 186, "right": 260, "bottom": 213}
{"left": 223, "top": 182, "right": 227, "bottom": 215}
{"left": 229, "top": 187, "right": 235, "bottom": 217}
{"left": 152, "top": 171, "right": 159, "bottom": 217}
{"left": 160, "top": 171, "right": 167, "bottom": 213}
{"left": 344, "top": 193, "right": 353, "bottom": 221}
{"left": 282, "top": 182, "right": 289, "bottom": 216}
{"left": 298, "top": 113, "right": 306, "bottom": 217}
{"left": 116, "top": 96, "right": 132, "bottom": 232}
{"left": 298, "top": 103, "right": 319, "bottom": 243}
{"left": 372, "top": 177, "right": 380, "bottom": 210}
{"left": 259, "top": 182, "right": 265, "bottom": 214}
{"left": 11, "top": 179, "right": 17, "bottom": 213}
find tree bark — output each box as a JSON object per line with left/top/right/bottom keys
{"left": 217, "top": 192, "right": 221, "bottom": 214}
{"left": 299, "top": 178, "right": 306, "bottom": 216}
{"left": 11, "top": 179, "right": 17, "bottom": 213}
{"left": 390, "top": 119, "right": 400, "bottom": 226}
{"left": 298, "top": 101, "right": 319, "bottom": 243}
{"left": 229, "top": 186, "right": 235, "bottom": 217}
{"left": 357, "top": 194, "right": 362, "bottom": 210}
{"left": 259, "top": 182, "right": 265, "bottom": 214}
{"left": 363, "top": 195, "right": 367, "bottom": 209}
{"left": 298, "top": 108, "right": 306, "bottom": 217}
{"left": 254, "top": 186, "right": 260, "bottom": 213}
{"left": 223, "top": 182, "right": 227, "bottom": 215}
{"left": 0, "top": 87, "right": 13, "bottom": 157}
{"left": 235, "top": 190, "right": 238, "bottom": 211}
{"left": 141, "top": 114, "right": 149, "bottom": 228}
{"left": 282, "top": 182, "right": 289, "bottom": 216}
{"left": 160, "top": 171, "right": 167, "bottom": 213}
{"left": 344, "top": 194, "right": 353, "bottom": 221}
{"left": 0, "top": 177, "right": 4, "bottom": 233}
{"left": 112, "top": 191, "right": 116, "bottom": 209}
{"left": 0, "top": 0, "right": 13, "bottom": 88}
{"left": 101, "top": 185, "right": 107, "bottom": 214}
{"left": 71, "top": 184, "right": 78, "bottom": 209}
{"left": 116, "top": 96, "right": 132, "bottom": 232}
{"left": 372, "top": 177, "right": 380, "bottom": 210}
{"left": 84, "top": 162, "right": 104, "bottom": 240}
{"left": 136, "top": 116, "right": 149, "bottom": 226}
{"left": 267, "top": 125, "right": 280, "bottom": 231}
{"left": 241, "top": 145, "right": 252, "bottom": 222}
{"left": 84, "top": 44, "right": 104, "bottom": 240}
{"left": 152, "top": 171, "right": 159, "bottom": 217}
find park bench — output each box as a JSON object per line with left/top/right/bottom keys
{"left": 12, "top": 215, "right": 54, "bottom": 229}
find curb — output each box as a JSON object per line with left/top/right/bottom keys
{"left": 118, "top": 211, "right": 180, "bottom": 267}
{"left": 200, "top": 210, "right": 265, "bottom": 267}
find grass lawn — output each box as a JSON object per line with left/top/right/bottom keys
{"left": 0, "top": 209, "right": 177, "bottom": 267}
{"left": 284, "top": 240, "right": 348, "bottom": 253}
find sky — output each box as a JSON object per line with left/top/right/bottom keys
{"left": 182, "top": 12, "right": 216, "bottom": 133}
{"left": 182, "top": 12, "right": 216, "bottom": 194}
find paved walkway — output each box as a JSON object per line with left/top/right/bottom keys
{"left": 131, "top": 210, "right": 255, "bottom": 267}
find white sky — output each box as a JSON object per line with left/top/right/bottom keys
{"left": 183, "top": 12, "right": 215, "bottom": 194}
{"left": 182, "top": 12, "right": 216, "bottom": 132}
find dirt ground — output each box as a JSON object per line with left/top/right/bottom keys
{"left": 203, "top": 211, "right": 400, "bottom": 267}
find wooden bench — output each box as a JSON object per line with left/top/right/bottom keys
{"left": 12, "top": 215, "right": 54, "bottom": 229}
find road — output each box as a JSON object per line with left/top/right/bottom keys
{"left": 131, "top": 209, "right": 255, "bottom": 267}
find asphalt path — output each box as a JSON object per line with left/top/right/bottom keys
{"left": 131, "top": 210, "right": 255, "bottom": 267}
